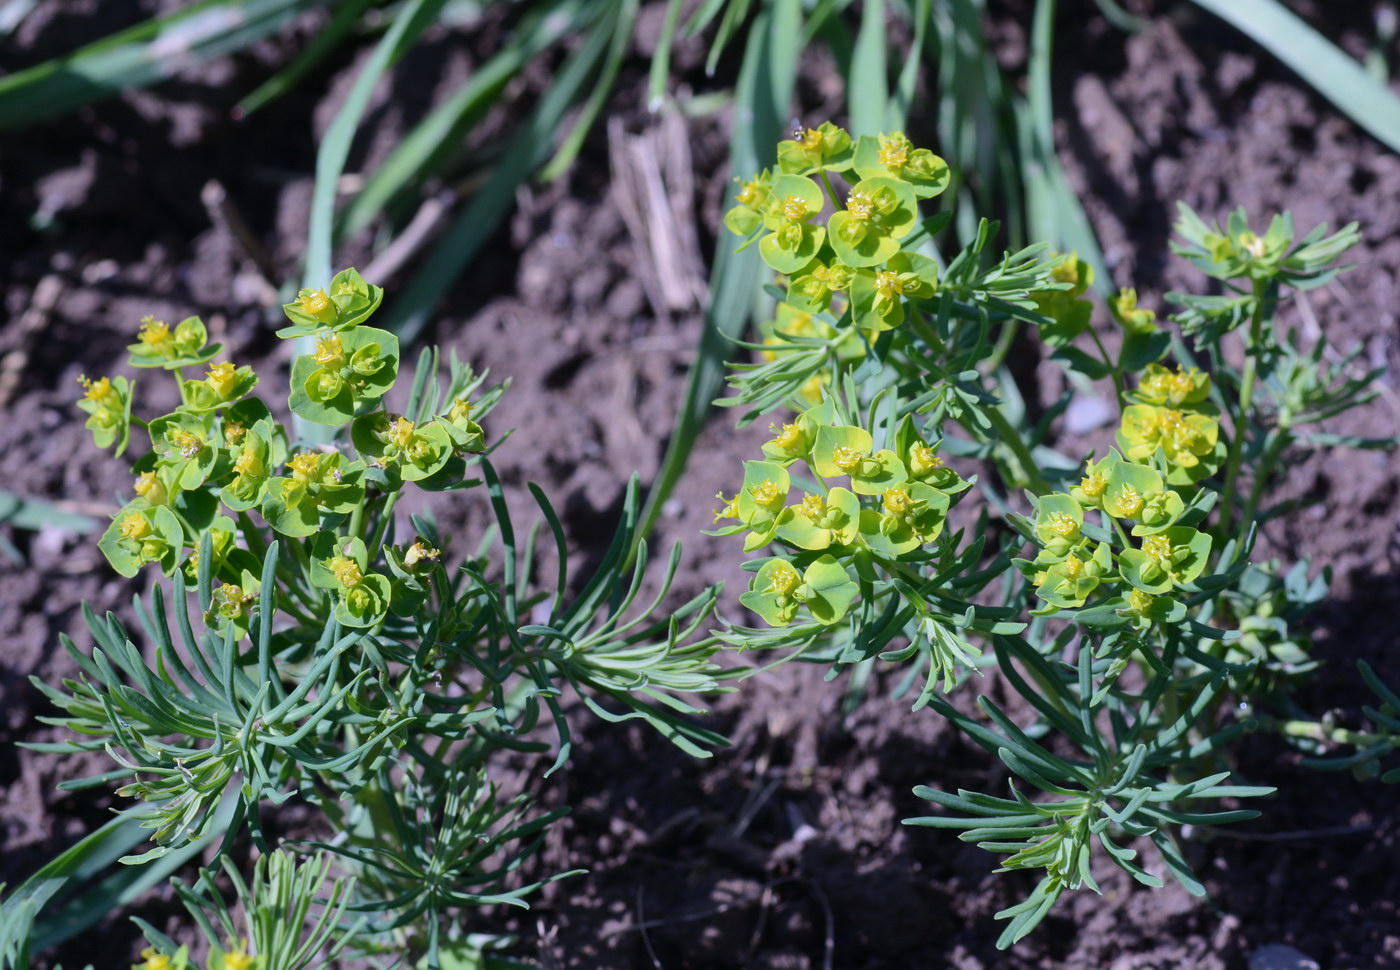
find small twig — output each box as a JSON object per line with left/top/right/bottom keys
{"left": 637, "top": 888, "right": 666, "bottom": 970}
{"left": 363, "top": 190, "right": 454, "bottom": 283}
{"left": 0, "top": 274, "right": 62, "bottom": 408}
{"left": 200, "top": 180, "right": 280, "bottom": 298}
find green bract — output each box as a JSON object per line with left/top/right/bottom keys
{"left": 76, "top": 374, "right": 134, "bottom": 456}
{"left": 739, "top": 554, "right": 858, "bottom": 627}
{"left": 850, "top": 252, "right": 937, "bottom": 331}
{"left": 776, "top": 121, "right": 854, "bottom": 175}
{"left": 827, "top": 176, "right": 917, "bottom": 267}
{"left": 811, "top": 424, "right": 905, "bottom": 494}
{"left": 758, "top": 173, "right": 827, "bottom": 274}
{"left": 289, "top": 325, "right": 400, "bottom": 426}
{"left": 775, "top": 487, "right": 860, "bottom": 550}
{"left": 851, "top": 131, "right": 950, "bottom": 198}
{"left": 1102, "top": 460, "right": 1184, "bottom": 536}
{"left": 1119, "top": 527, "right": 1212, "bottom": 593}
{"left": 127, "top": 315, "right": 221, "bottom": 369}
{"left": 278, "top": 266, "right": 385, "bottom": 336}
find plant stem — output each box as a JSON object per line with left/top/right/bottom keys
{"left": 982, "top": 319, "right": 1019, "bottom": 374}
{"left": 1235, "top": 408, "right": 1292, "bottom": 547}
{"left": 1215, "top": 281, "right": 1269, "bottom": 540}
{"left": 819, "top": 171, "right": 841, "bottom": 210}
{"left": 983, "top": 406, "right": 1050, "bottom": 495}
{"left": 1278, "top": 719, "right": 1384, "bottom": 747}
{"left": 1086, "top": 327, "right": 1124, "bottom": 404}
{"left": 366, "top": 488, "right": 403, "bottom": 555}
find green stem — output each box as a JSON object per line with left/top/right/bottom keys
{"left": 173, "top": 367, "right": 189, "bottom": 406}
{"left": 983, "top": 406, "right": 1050, "bottom": 495}
{"left": 1235, "top": 410, "right": 1292, "bottom": 547}
{"left": 366, "top": 488, "right": 403, "bottom": 556}
{"left": 1086, "top": 327, "right": 1124, "bottom": 404}
{"left": 819, "top": 171, "right": 841, "bottom": 211}
{"left": 347, "top": 495, "right": 368, "bottom": 543}
{"left": 1215, "top": 281, "right": 1269, "bottom": 540}
{"left": 1278, "top": 719, "right": 1385, "bottom": 747}
{"left": 982, "top": 318, "right": 1020, "bottom": 374}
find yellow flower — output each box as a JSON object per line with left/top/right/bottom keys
{"left": 403, "top": 540, "right": 440, "bottom": 568}
{"left": 223, "top": 942, "right": 254, "bottom": 970}
{"left": 1046, "top": 512, "right": 1079, "bottom": 538}
{"left": 748, "top": 479, "right": 785, "bottom": 510}
{"left": 313, "top": 334, "right": 345, "bottom": 368}
{"left": 448, "top": 398, "right": 474, "bottom": 423}
{"left": 1127, "top": 588, "right": 1156, "bottom": 614}
{"left": 288, "top": 452, "right": 322, "bottom": 481}
{"left": 882, "top": 486, "right": 915, "bottom": 519}
{"left": 139, "top": 948, "right": 172, "bottom": 970}
{"left": 328, "top": 554, "right": 362, "bottom": 589}
{"left": 387, "top": 416, "right": 416, "bottom": 450}
{"left": 205, "top": 361, "right": 239, "bottom": 398}
{"left": 908, "top": 444, "right": 943, "bottom": 478}
{"left": 1078, "top": 471, "right": 1107, "bottom": 500}
{"left": 764, "top": 560, "right": 801, "bottom": 595}
{"left": 119, "top": 513, "right": 152, "bottom": 540}
{"left": 780, "top": 195, "right": 809, "bottom": 222}
{"left": 133, "top": 472, "right": 166, "bottom": 505}
{"left": 845, "top": 190, "right": 874, "bottom": 223}
{"left": 233, "top": 446, "right": 262, "bottom": 478}
{"left": 1106, "top": 484, "right": 1143, "bottom": 518}
{"left": 171, "top": 428, "right": 203, "bottom": 459}
{"left": 298, "top": 289, "right": 335, "bottom": 321}
{"left": 1141, "top": 534, "right": 1173, "bottom": 566}
{"left": 711, "top": 492, "right": 739, "bottom": 524}
{"left": 224, "top": 421, "right": 247, "bottom": 446}
{"left": 831, "top": 445, "right": 865, "bottom": 472}
{"left": 78, "top": 375, "right": 120, "bottom": 408}
{"left": 137, "top": 317, "right": 175, "bottom": 356}
{"left": 877, "top": 133, "right": 911, "bottom": 172}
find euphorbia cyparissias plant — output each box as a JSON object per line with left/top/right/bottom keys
{"left": 711, "top": 122, "right": 1396, "bottom": 948}
{"left": 37, "top": 268, "right": 729, "bottom": 967}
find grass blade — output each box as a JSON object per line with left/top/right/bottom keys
{"left": 0, "top": 0, "right": 327, "bottom": 130}
{"left": 849, "top": 0, "right": 889, "bottom": 136}
{"left": 303, "top": 0, "right": 447, "bottom": 291}
{"left": 337, "top": 0, "right": 588, "bottom": 240}
{"left": 234, "top": 0, "right": 378, "bottom": 118}
{"left": 381, "top": 0, "right": 626, "bottom": 344}
{"left": 541, "top": 0, "right": 639, "bottom": 181}
{"left": 1022, "top": 0, "right": 1106, "bottom": 289}
{"left": 1191, "top": 0, "right": 1400, "bottom": 155}
{"left": 635, "top": 0, "right": 802, "bottom": 543}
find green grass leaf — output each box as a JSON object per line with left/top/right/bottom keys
{"left": 635, "top": 0, "right": 802, "bottom": 544}
{"left": 1191, "top": 0, "right": 1400, "bottom": 155}
{"left": 0, "top": 0, "right": 327, "bottom": 130}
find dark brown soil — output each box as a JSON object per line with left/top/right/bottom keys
{"left": 1, "top": 1, "right": 1397, "bottom": 968}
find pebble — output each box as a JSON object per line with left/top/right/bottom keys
{"left": 1064, "top": 394, "right": 1115, "bottom": 435}
{"left": 1248, "top": 944, "right": 1320, "bottom": 970}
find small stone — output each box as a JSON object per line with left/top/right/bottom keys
{"left": 1065, "top": 394, "right": 1115, "bottom": 435}
{"left": 1248, "top": 944, "right": 1320, "bottom": 970}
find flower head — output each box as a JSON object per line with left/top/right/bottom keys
{"left": 137, "top": 317, "right": 175, "bottom": 356}
{"left": 328, "top": 554, "right": 363, "bottom": 589}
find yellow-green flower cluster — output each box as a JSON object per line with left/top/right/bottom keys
{"left": 1118, "top": 364, "right": 1224, "bottom": 484}
{"left": 80, "top": 267, "right": 487, "bottom": 636}
{"left": 76, "top": 373, "right": 134, "bottom": 455}
{"left": 724, "top": 124, "right": 947, "bottom": 339}
{"left": 710, "top": 399, "right": 970, "bottom": 627}
{"left": 1021, "top": 452, "right": 1211, "bottom": 626}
